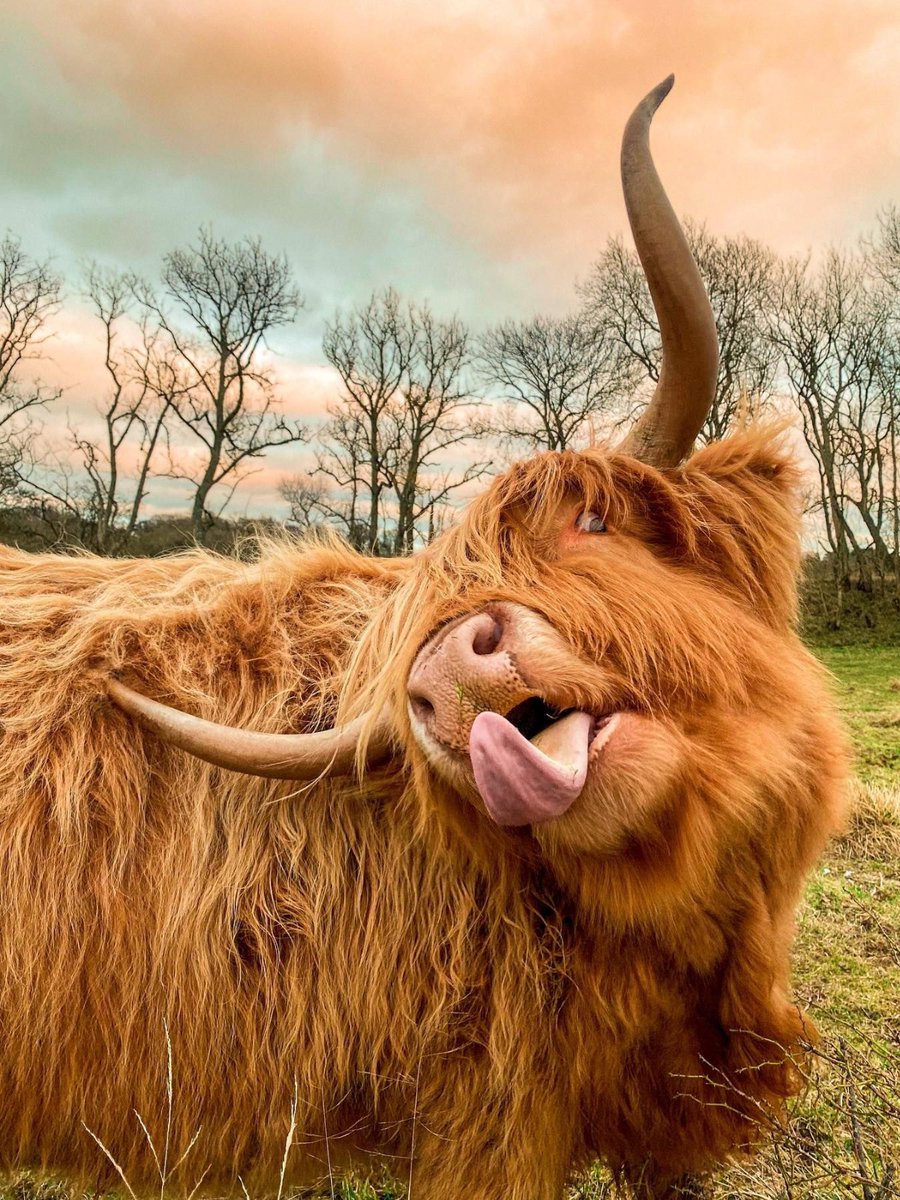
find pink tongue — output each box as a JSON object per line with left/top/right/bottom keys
{"left": 469, "top": 710, "right": 593, "bottom": 827}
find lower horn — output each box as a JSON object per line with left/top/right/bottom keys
{"left": 108, "top": 678, "right": 391, "bottom": 780}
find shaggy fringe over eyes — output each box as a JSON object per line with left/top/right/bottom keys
{"left": 346, "top": 425, "right": 801, "bottom": 615}
{"left": 346, "top": 425, "right": 807, "bottom": 737}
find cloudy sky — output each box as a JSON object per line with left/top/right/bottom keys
{"left": 3, "top": 0, "right": 898, "bottom": 516}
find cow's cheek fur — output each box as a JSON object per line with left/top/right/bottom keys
{"left": 536, "top": 713, "right": 686, "bottom": 858}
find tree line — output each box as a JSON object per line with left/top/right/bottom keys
{"left": 1, "top": 213, "right": 898, "bottom": 624}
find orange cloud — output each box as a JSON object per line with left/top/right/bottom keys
{"left": 16, "top": 0, "right": 899, "bottom": 293}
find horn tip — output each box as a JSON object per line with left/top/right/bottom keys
{"left": 647, "top": 74, "right": 675, "bottom": 112}
{"left": 623, "top": 75, "right": 676, "bottom": 163}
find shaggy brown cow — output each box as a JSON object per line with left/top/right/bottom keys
{"left": 0, "top": 78, "right": 846, "bottom": 1200}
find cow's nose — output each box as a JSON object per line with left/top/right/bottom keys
{"left": 407, "top": 607, "right": 530, "bottom": 752}
{"left": 408, "top": 611, "right": 503, "bottom": 715}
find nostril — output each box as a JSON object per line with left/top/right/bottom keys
{"left": 471, "top": 618, "right": 503, "bottom": 656}
{"left": 409, "top": 693, "right": 435, "bottom": 724}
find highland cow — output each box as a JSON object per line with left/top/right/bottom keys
{"left": 0, "top": 78, "right": 846, "bottom": 1200}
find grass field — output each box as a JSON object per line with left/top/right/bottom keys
{"left": 817, "top": 647, "right": 900, "bottom": 788}
{"left": 5, "top": 646, "right": 900, "bottom": 1200}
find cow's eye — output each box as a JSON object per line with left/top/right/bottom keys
{"left": 575, "top": 510, "right": 607, "bottom": 534}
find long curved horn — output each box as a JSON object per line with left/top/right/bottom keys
{"left": 108, "top": 678, "right": 391, "bottom": 780}
{"left": 619, "top": 75, "right": 719, "bottom": 467}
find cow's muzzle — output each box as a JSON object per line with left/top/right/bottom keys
{"left": 407, "top": 602, "right": 620, "bottom": 826}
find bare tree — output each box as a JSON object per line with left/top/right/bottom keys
{"left": 312, "top": 408, "right": 377, "bottom": 549}
{"left": 320, "top": 290, "right": 483, "bottom": 554}
{"left": 279, "top": 473, "right": 327, "bottom": 535}
{"left": 383, "top": 306, "right": 485, "bottom": 553}
{"left": 579, "top": 221, "right": 779, "bottom": 440}
{"left": 22, "top": 268, "right": 186, "bottom": 554}
{"left": 66, "top": 267, "right": 180, "bottom": 553}
{"left": 867, "top": 210, "right": 900, "bottom": 598}
{"left": 0, "top": 235, "right": 63, "bottom": 497}
{"left": 321, "top": 289, "right": 412, "bottom": 553}
{"left": 878, "top": 343, "right": 900, "bottom": 601}
{"left": 476, "top": 313, "right": 634, "bottom": 452}
{"left": 866, "top": 205, "right": 900, "bottom": 295}
{"left": 769, "top": 250, "right": 897, "bottom": 614}
{"left": 134, "top": 229, "right": 305, "bottom": 543}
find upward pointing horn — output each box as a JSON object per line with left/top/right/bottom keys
{"left": 618, "top": 75, "right": 719, "bottom": 467}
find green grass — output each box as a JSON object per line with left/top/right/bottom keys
{"left": 815, "top": 645, "right": 900, "bottom": 787}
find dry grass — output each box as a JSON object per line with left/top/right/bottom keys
{"left": 837, "top": 779, "right": 900, "bottom": 860}
{"left": 711, "top": 1035, "right": 899, "bottom": 1199}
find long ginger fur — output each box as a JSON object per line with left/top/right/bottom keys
{"left": 0, "top": 429, "right": 847, "bottom": 1199}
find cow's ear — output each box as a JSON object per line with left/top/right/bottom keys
{"left": 681, "top": 424, "right": 801, "bottom": 491}
{"left": 674, "top": 427, "right": 805, "bottom": 628}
